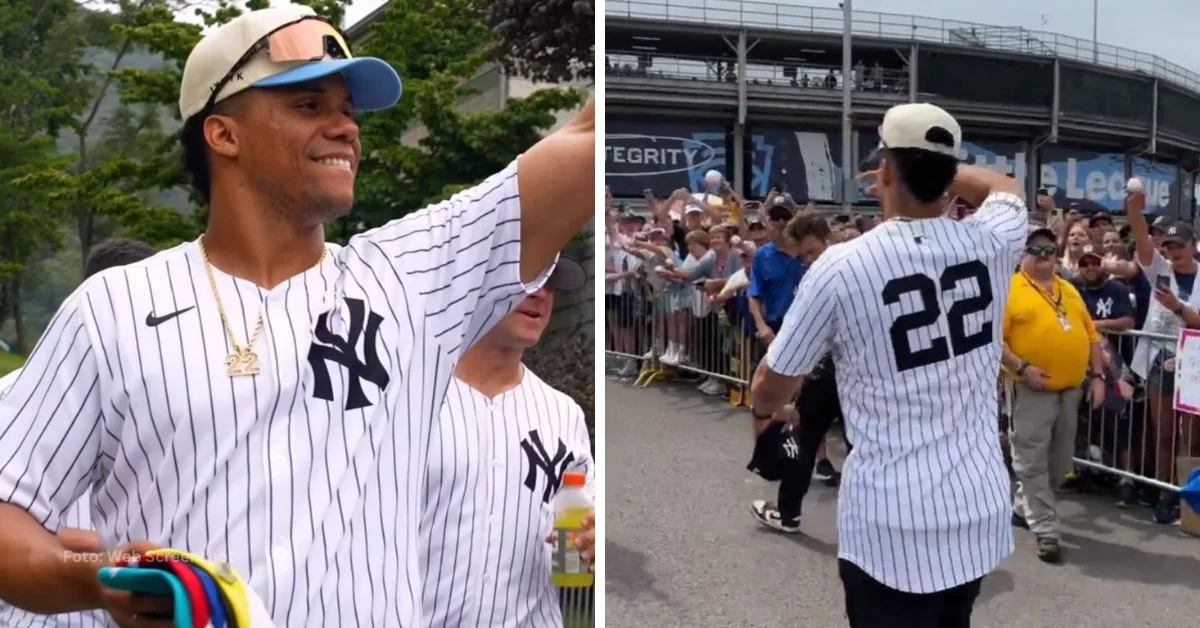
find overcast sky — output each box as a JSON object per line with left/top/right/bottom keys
{"left": 789, "top": 0, "right": 1200, "bottom": 73}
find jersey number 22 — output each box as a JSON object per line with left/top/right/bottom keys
{"left": 882, "top": 260, "right": 994, "bottom": 372}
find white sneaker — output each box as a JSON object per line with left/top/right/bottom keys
{"left": 699, "top": 377, "right": 725, "bottom": 396}
{"left": 661, "top": 344, "right": 680, "bottom": 365}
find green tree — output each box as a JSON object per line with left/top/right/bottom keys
{"left": 472, "top": 0, "right": 595, "bottom": 84}
{"left": 0, "top": 0, "right": 95, "bottom": 350}
{"left": 346, "top": 0, "right": 585, "bottom": 236}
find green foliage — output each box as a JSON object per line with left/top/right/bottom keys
{"left": 349, "top": 0, "right": 585, "bottom": 232}
{"left": 472, "top": 0, "right": 595, "bottom": 84}
{"left": 0, "top": 352, "right": 25, "bottom": 377}
{"left": 5, "top": 0, "right": 586, "bottom": 361}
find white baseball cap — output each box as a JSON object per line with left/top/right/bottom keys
{"left": 878, "top": 103, "right": 962, "bottom": 159}
{"left": 179, "top": 6, "right": 402, "bottom": 120}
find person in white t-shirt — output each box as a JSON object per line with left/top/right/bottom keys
{"left": 1123, "top": 188, "right": 1200, "bottom": 525}
{"left": 749, "top": 103, "right": 1027, "bottom": 627}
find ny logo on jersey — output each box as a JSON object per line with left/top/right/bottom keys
{"left": 308, "top": 298, "right": 390, "bottom": 411}
{"left": 1094, "top": 297, "right": 1114, "bottom": 319}
{"left": 520, "top": 429, "right": 576, "bottom": 503}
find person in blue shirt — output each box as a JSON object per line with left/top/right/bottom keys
{"left": 747, "top": 203, "right": 806, "bottom": 349}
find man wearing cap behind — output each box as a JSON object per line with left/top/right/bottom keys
{"left": 749, "top": 103, "right": 1028, "bottom": 626}
{"left": 1125, "top": 189, "right": 1200, "bottom": 524}
{"left": 0, "top": 6, "right": 594, "bottom": 627}
{"left": 1003, "top": 227, "right": 1106, "bottom": 564}
{"left": 421, "top": 257, "right": 594, "bottom": 628}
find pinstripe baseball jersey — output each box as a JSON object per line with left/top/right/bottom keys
{"left": 0, "top": 163, "right": 555, "bottom": 626}
{"left": 766, "top": 192, "right": 1028, "bottom": 593}
{"left": 421, "top": 369, "right": 594, "bottom": 628}
{"left": 0, "top": 369, "right": 106, "bottom": 628}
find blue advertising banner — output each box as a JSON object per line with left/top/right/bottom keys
{"left": 1039, "top": 146, "right": 1178, "bottom": 214}
{"left": 605, "top": 119, "right": 729, "bottom": 197}
{"left": 746, "top": 127, "right": 848, "bottom": 202}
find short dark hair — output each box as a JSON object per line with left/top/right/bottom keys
{"left": 887, "top": 148, "right": 959, "bottom": 204}
{"left": 784, "top": 212, "right": 831, "bottom": 243}
{"left": 766, "top": 204, "right": 794, "bottom": 223}
{"left": 84, "top": 238, "right": 156, "bottom": 279}
{"left": 180, "top": 99, "right": 239, "bottom": 206}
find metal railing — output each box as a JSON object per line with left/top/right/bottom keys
{"left": 606, "top": 51, "right": 909, "bottom": 93}
{"left": 606, "top": 0, "right": 1200, "bottom": 94}
{"left": 605, "top": 265, "right": 1197, "bottom": 500}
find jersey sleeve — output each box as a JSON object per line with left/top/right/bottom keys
{"left": 765, "top": 252, "right": 841, "bottom": 377}
{"left": 354, "top": 161, "right": 555, "bottom": 352}
{"left": 964, "top": 192, "right": 1029, "bottom": 257}
{"left": 0, "top": 289, "right": 103, "bottom": 531}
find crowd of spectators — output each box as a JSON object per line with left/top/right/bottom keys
{"left": 605, "top": 174, "right": 1199, "bottom": 533}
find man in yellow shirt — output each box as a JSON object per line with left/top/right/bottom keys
{"left": 1001, "top": 226, "right": 1106, "bottom": 564}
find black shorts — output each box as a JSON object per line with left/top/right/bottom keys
{"left": 605, "top": 293, "right": 637, "bottom": 328}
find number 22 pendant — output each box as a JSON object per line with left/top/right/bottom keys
{"left": 225, "top": 349, "right": 260, "bottom": 377}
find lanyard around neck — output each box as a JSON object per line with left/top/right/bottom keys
{"left": 1020, "top": 271, "right": 1065, "bottom": 315}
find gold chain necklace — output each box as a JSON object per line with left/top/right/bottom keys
{"left": 197, "top": 236, "right": 327, "bottom": 377}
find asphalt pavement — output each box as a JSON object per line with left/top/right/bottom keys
{"left": 605, "top": 378, "right": 1200, "bottom": 628}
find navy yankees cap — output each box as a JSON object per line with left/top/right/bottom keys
{"left": 1162, "top": 223, "right": 1195, "bottom": 245}
{"left": 544, "top": 256, "right": 586, "bottom": 291}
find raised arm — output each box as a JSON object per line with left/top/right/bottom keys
{"left": 1123, "top": 190, "right": 1158, "bottom": 270}
{"left": 953, "top": 166, "right": 1028, "bottom": 254}
{"left": 354, "top": 99, "right": 594, "bottom": 353}
{"left": 515, "top": 98, "right": 596, "bottom": 283}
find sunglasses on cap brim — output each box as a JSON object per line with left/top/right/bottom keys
{"left": 205, "top": 17, "right": 352, "bottom": 112}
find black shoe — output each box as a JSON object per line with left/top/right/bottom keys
{"left": 749, "top": 500, "right": 800, "bottom": 533}
{"left": 1115, "top": 482, "right": 1137, "bottom": 509}
{"left": 1035, "top": 536, "right": 1062, "bottom": 564}
{"left": 814, "top": 459, "right": 836, "bottom": 482}
{"left": 1137, "top": 485, "right": 1159, "bottom": 508}
{"left": 1153, "top": 492, "right": 1180, "bottom": 525}
{"left": 1011, "top": 511, "right": 1029, "bottom": 529}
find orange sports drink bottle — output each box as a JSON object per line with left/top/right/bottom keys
{"left": 551, "top": 471, "right": 593, "bottom": 589}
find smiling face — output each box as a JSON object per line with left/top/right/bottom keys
{"left": 209, "top": 74, "right": 361, "bottom": 226}
{"left": 1101, "top": 230, "right": 1124, "bottom": 256}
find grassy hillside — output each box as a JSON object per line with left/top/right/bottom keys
{"left": 0, "top": 353, "right": 25, "bottom": 377}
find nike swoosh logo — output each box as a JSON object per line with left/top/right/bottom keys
{"left": 145, "top": 306, "right": 196, "bottom": 327}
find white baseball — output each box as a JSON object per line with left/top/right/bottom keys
{"left": 704, "top": 170, "right": 723, "bottom": 186}
{"left": 1126, "top": 177, "right": 1144, "bottom": 194}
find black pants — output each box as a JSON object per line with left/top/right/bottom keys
{"left": 777, "top": 356, "right": 848, "bottom": 521}
{"left": 840, "top": 560, "right": 983, "bottom": 628}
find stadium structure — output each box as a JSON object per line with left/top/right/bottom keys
{"left": 605, "top": 0, "right": 1200, "bottom": 221}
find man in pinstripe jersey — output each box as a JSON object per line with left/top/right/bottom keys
{"left": 0, "top": 237, "right": 155, "bottom": 628}
{"left": 750, "top": 103, "right": 1027, "bottom": 627}
{"left": 421, "top": 255, "right": 594, "bottom": 628}
{"left": 0, "top": 7, "right": 594, "bottom": 627}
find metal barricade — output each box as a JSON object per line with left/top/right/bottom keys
{"left": 559, "top": 585, "right": 595, "bottom": 628}
{"left": 604, "top": 273, "right": 758, "bottom": 403}
{"left": 1071, "top": 329, "right": 1197, "bottom": 494}
{"left": 608, "top": 280, "right": 1199, "bottom": 494}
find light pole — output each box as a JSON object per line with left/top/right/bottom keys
{"left": 841, "top": 0, "right": 853, "bottom": 212}
{"left": 1092, "top": 0, "right": 1099, "bottom": 63}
